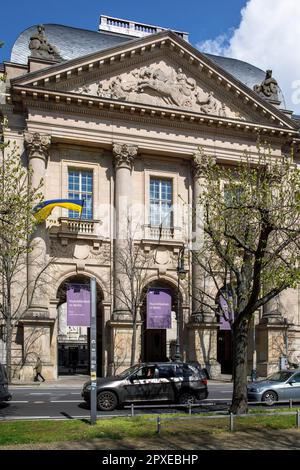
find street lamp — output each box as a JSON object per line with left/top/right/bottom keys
{"left": 174, "top": 245, "right": 187, "bottom": 362}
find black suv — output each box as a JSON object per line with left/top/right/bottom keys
{"left": 82, "top": 362, "right": 208, "bottom": 411}
{"left": 0, "top": 363, "right": 12, "bottom": 403}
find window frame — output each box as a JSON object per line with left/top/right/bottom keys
{"left": 68, "top": 168, "right": 93, "bottom": 220}
{"left": 149, "top": 177, "right": 173, "bottom": 228}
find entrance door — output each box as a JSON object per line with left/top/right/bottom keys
{"left": 217, "top": 330, "right": 233, "bottom": 374}
{"left": 143, "top": 329, "right": 166, "bottom": 362}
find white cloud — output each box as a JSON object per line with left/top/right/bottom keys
{"left": 197, "top": 33, "right": 229, "bottom": 56}
{"left": 198, "top": 0, "right": 300, "bottom": 113}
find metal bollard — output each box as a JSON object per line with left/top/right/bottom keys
{"left": 297, "top": 410, "right": 300, "bottom": 428}
{"left": 156, "top": 416, "right": 161, "bottom": 435}
{"left": 290, "top": 399, "right": 293, "bottom": 409}
{"left": 189, "top": 403, "right": 192, "bottom": 415}
{"left": 229, "top": 413, "right": 234, "bottom": 431}
{"left": 131, "top": 403, "right": 134, "bottom": 417}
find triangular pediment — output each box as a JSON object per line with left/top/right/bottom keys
{"left": 11, "top": 31, "right": 298, "bottom": 131}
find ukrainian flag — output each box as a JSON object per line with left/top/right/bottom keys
{"left": 33, "top": 199, "right": 84, "bottom": 222}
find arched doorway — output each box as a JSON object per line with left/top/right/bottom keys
{"left": 56, "top": 274, "right": 103, "bottom": 376}
{"left": 216, "top": 288, "right": 233, "bottom": 374}
{"left": 141, "top": 280, "right": 180, "bottom": 362}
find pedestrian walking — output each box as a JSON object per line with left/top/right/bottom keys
{"left": 34, "top": 356, "right": 45, "bottom": 382}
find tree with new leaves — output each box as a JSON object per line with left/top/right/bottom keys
{"left": 192, "top": 141, "right": 300, "bottom": 414}
{"left": 0, "top": 116, "right": 52, "bottom": 382}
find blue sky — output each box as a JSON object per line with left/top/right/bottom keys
{"left": 0, "top": 0, "right": 247, "bottom": 62}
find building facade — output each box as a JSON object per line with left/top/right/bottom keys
{"left": 1, "top": 16, "right": 300, "bottom": 381}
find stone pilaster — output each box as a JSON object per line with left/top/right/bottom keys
{"left": 191, "top": 150, "right": 216, "bottom": 322}
{"left": 24, "top": 132, "right": 51, "bottom": 317}
{"left": 113, "top": 143, "right": 137, "bottom": 319}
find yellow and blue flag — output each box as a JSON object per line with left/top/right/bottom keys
{"left": 33, "top": 199, "right": 84, "bottom": 222}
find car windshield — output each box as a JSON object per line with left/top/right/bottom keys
{"left": 266, "top": 371, "right": 293, "bottom": 382}
{"left": 116, "top": 365, "right": 141, "bottom": 379}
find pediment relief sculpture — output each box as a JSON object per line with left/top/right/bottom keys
{"left": 72, "top": 63, "right": 243, "bottom": 119}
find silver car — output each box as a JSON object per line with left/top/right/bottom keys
{"left": 247, "top": 370, "right": 300, "bottom": 405}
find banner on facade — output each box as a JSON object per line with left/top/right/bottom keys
{"left": 67, "top": 284, "right": 91, "bottom": 327}
{"left": 219, "top": 293, "right": 233, "bottom": 330}
{"left": 147, "top": 289, "right": 172, "bottom": 329}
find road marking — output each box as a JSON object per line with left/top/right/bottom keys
{"left": 50, "top": 400, "right": 81, "bottom": 403}
{"left": 30, "top": 393, "right": 51, "bottom": 395}
{"left": 9, "top": 400, "right": 29, "bottom": 403}
{"left": 33, "top": 401, "right": 45, "bottom": 403}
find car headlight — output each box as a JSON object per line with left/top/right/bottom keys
{"left": 249, "top": 387, "right": 262, "bottom": 392}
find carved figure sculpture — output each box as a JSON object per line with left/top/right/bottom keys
{"left": 86, "top": 65, "right": 237, "bottom": 117}
{"left": 29, "top": 24, "right": 62, "bottom": 61}
{"left": 254, "top": 70, "right": 279, "bottom": 101}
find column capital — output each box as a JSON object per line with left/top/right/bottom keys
{"left": 113, "top": 143, "right": 137, "bottom": 170}
{"left": 192, "top": 150, "right": 216, "bottom": 179}
{"left": 24, "top": 132, "right": 51, "bottom": 162}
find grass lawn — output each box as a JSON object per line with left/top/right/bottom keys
{"left": 0, "top": 411, "right": 299, "bottom": 447}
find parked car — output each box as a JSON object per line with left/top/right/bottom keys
{"left": 247, "top": 369, "right": 300, "bottom": 405}
{"left": 82, "top": 362, "right": 208, "bottom": 411}
{"left": 0, "top": 363, "right": 12, "bottom": 403}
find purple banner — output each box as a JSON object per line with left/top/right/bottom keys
{"left": 147, "top": 289, "right": 172, "bottom": 329}
{"left": 219, "top": 294, "right": 234, "bottom": 330}
{"left": 67, "top": 284, "right": 90, "bottom": 327}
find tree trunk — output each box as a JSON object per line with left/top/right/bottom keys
{"left": 230, "top": 317, "right": 251, "bottom": 414}
{"left": 5, "top": 323, "right": 13, "bottom": 384}
{"left": 130, "top": 315, "right": 137, "bottom": 366}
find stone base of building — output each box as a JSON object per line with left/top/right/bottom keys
{"left": 257, "top": 318, "right": 287, "bottom": 377}
{"left": 187, "top": 318, "right": 221, "bottom": 379}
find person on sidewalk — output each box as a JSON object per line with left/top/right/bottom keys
{"left": 34, "top": 356, "right": 45, "bottom": 382}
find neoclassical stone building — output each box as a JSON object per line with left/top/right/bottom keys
{"left": 1, "top": 15, "right": 300, "bottom": 380}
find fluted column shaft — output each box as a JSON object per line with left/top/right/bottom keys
{"left": 113, "top": 143, "right": 137, "bottom": 318}
{"left": 24, "top": 132, "right": 51, "bottom": 314}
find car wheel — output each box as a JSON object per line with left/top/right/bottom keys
{"left": 97, "top": 391, "right": 118, "bottom": 411}
{"left": 178, "top": 391, "right": 196, "bottom": 405}
{"left": 262, "top": 390, "right": 278, "bottom": 406}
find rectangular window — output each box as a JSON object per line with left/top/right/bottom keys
{"left": 68, "top": 169, "right": 93, "bottom": 220}
{"left": 150, "top": 178, "right": 172, "bottom": 227}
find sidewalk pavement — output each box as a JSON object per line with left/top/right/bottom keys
{"left": 10, "top": 375, "right": 89, "bottom": 389}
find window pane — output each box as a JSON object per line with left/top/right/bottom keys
{"left": 68, "top": 170, "right": 93, "bottom": 219}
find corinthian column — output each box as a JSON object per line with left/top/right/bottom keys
{"left": 24, "top": 132, "right": 51, "bottom": 317}
{"left": 113, "top": 143, "right": 137, "bottom": 319}
{"left": 191, "top": 151, "right": 216, "bottom": 322}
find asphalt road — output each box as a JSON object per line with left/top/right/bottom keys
{"left": 0, "top": 383, "right": 234, "bottom": 420}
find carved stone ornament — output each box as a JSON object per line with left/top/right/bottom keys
{"left": 113, "top": 143, "right": 138, "bottom": 170}
{"left": 192, "top": 149, "right": 216, "bottom": 179}
{"left": 253, "top": 69, "right": 279, "bottom": 102}
{"left": 24, "top": 132, "right": 51, "bottom": 161}
{"left": 29, "top": 24, "right": 62, "bottom": 62}
{"left": 72, "top": 62, "right": 243, "bottom": 119}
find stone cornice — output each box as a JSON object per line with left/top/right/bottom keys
{"left": 113, "top": 143, "right": 138, "bottom": 170}
{"left": 12, "top": 86, "right": 299, "bottom": 139}
{"left": 24, "top": 131, "right": 51, "bottom": 161}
